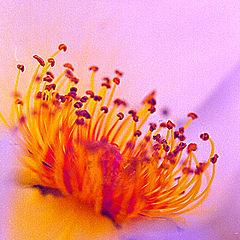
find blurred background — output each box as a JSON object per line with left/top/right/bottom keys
{"left": 0, "top": 1, "right": 240, "bottom": 239}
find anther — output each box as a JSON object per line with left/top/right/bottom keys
{"left": 15, "top": 99, "right": 24, "bottom": 105}
{"left": 80, "top": 96, "right": 88, "bottom": 103}
{"left": 134, "top": 130, "right": 142, "bottom": 137}
{"left": 75, "top": 118, "right": 84, "bottom": 125}
{"left": 46, "top": 71, "right": 54, "bottom": 79}
{"left": 113, "top": 77, "right": 120, "bottom": 85}
{"left": 70, "top": 87, "right": 78, "bottom": 93}
{"left": 102, "top": 77, "right": 110, "bottom": 83}
{"left": 71, "top": 77, "right": 79, "bottom": 84}
{"left": 149, "top": 123, "right": 157, "bottom": 132}
{"left": 47, "top": 58, "right": 55, "bottom": 67}
{"left": 153, "top": 134, "right": 161, "bottom": 142}
{"left": 211, "top": 154, "right": 218, "bottom": 164}
{"left": 174, "top": 131, "right": 179, "bottom": 138}
{"left": 188, "top": 112, "right": 198, "bottom": 120}
{"left": 160, "top": 122, "right": 167, "bottom": 128}
{"left": 145, "top": 136, "right": 151, "bottom": 142}
{"left": 179, "top": 135, "right": 186, "bottom": 141}
{"left": 94, "top": 95, "right": 102, "bottom": 101}
{"left": 86, "top": 90, "right": 94, "bottom": 98}
{"left": 33, "top": 55, "right": 45, "bottom": 67}
{"left": 89, "top": 66, "right": 99, "bottom": 72}
{"left": 200, "top": 133, "right": 209, "bottom": 141}
{"left": 43, "top": 76, "right": 53, "bottom": 83}
{"left": 45, "top": 84, "right": 56, "bottom": 91}
{"left": 117, "top": 112, "right": 124, "bottom": 120}
{"left": 101, "top": 83, "right": 111, "bottom": 89}
{"left": 148, "top": 98, "right": 156, "bottom": 106}
{"left": 115, "top": 69, "right": 123, "bottom": 77}
{"left": 17, "top": 64, "right": 24, "bottom": 72}
{"left": 128, "top": 110, "right": 136, "bottom": 116}
{"left": 74, "top": 102, "right": 82, "bottom": 109}
{"left": 36, "top": 92, "right": 42, "bottom": 99}
{"left": 101, "top": 106, "right": 108, "bottom": 113}
{"left": 148, "top": 105, "right": 156, "bottom": 114}
{"left": 58, "top": 43, "right": 67, "bottom": 52}
{"left": 65, "top": 69, "right": 74, "bottom": 78}
{"left": 153, "top": 143, "right": 161, "bottom": 150}
{"left": 166, "top": 120, "right": 175, "bottom": 130}
{"left": 19, "top": 116, "right": 26, "bottom": 124}
{"left": 63, "top": 63, "right": 74, "bottom": 71}
{"left": 114, "top": 99, "right": 122, "bottom": 106}
{"left": 179, "top": 127, "right": 184, "bottom": 134}
{"left": 75, "top": 110, "right": 91, "bottom": 119}
{"left": 187, "top": 143, "right": 197, "bottom": 153}
{"left": 133, "top": 115, "right": 139, "bottom": 122}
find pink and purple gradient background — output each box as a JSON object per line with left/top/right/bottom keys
{"left": 0, "top": 1, "right": 240, "bottom": 239}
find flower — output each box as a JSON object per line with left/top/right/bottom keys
{"left": 0, "top": 44, "right": 219, "bottom": 239}
{"left": 1, "top": 1, "right": 240, "bottom": 239}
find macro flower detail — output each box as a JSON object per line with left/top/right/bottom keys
{"left": 0, "top": 44, "right": 218, "bottom": 228}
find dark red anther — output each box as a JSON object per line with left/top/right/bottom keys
{"left": 47, "top": 58, "right": 55, "bottom": 67}
{"left": 89, "top": 66, "right": 99, "bottom": 72}
{"left": 75, "top": 110, "right": 91, "bottom": 119}
{"left": 101, "top": 106, "right": 108, "bottom": 113}
{"left": 187, "top": 143, "right": 197, "bottom": 153}
{"left": 115, "top": 69, "right": 123, "bottom": 77}
{"left": 43, "top": 76, "right": 53, "bottom": 83}
{"left": 36, "top": 92, "right": 42, "bottom": 99}
{"left": 211, "top": 154, "right": 218, "bottom": 164}
{"left": 17, "top": 64, "right": 24, "bottom": 72}
{"left": 160, "top": 122, "right": 167, "bottom": 128}
{"left": 188, "top": 112, "right": 198, "bottom": 120}
{"left": 117, "top": 112, "right": 124, "bottom": 120}
{"left": 63, "top": 63, "right": 74, "bottom": 71}
{"left": 178, "top": 142, "right": 187, "bottom": 150}
{"left": 179, "top": 135, "right": 186, "bottom": 141}
{"left": 113, "top": 77, "right": 120, "bottom": 85}
{"left": 114, "top": 98, "right": 122, "bottom": 106}
{"left": 153, "top": 143, "right": 161, "bottom": 150}
{"left": 94, "top": 95, "right": 102, "bottom": 101}
{"left": 166, "top": 120, "right": 175, "bottom": 130}
{"left": 76, "top": 118, "right": 84, "bottom": 125}
{"left": 179, "top": 127, "right": 184, "bottom": 134}
{"left": 19, "top": 116, "right": 26, "bottom": 124}
{"left": 195, "top": 162, "right": 206, "bottom": 175}
{"left": 128, "top": 110, "right": 136, "bottom": 116}
{"left": 145, "top": 136, "right": 151, "bottom": 142}
{"left": 70, "top": 87, "right": 77, "bottom": 93}
{"left": 153, "top": 134, "right": 161, "bottom": 142}
{"left": 163, "top": 144, "right": 170, "bottom": 152}
{"left": 102, "top": 77, "right": 110, "bottom": 83}
{"left": 74, "top": 102, "right": 82, "bottom": 109}
{"left": 15, "top": 99, "right": 24, "bottom": 105}
{"left": 58, "top": 43, "right": 67, "bottom": 52}
{"left": 148, "top": 105, "right": 156, "bottom": 114}
{"left": 65, "top": 69, "right": 74, "bottom": 78}
{"left": 149, "top": 123, "right": 157, "bottom": 132}
{"left": 80, "top": 96, "right": 88, "bottom": 103}
{"left": 45, "top": 84, "right": 56, "bottom": 91}
{"left": 71, "top": 77, "right": 79, "bottom": 84}
{"left": 85, "top": 90, "right": 94, "bottom": 97}
{"left": 33, "top": 55, "right": 45, "bottom": 66}
{"left": 101, "top": 83, "right": 111, "bottom": 89}
{"left": 133, "top": 115, "right": 139, "bottom": 122}
{"left": 46, "top": 71, "right": 54, "bottom": 79}
{"left": 174, "top": 131, "right": 179, "bottom": 138}
{"left": 148, "top": 98, "right": 156, "bottom": 106}
{"left": 200, "top": 133, "right": 209, "bottom": 141}
{"left": 134, "top": 130, "right": 142, "bottom": 137}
